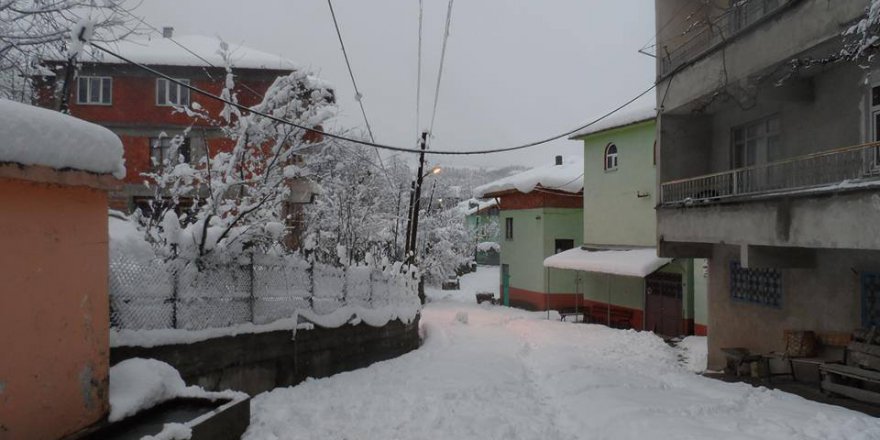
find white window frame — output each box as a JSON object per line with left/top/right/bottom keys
{"left": 156, "top": 78, "right": 191, "bottom": 107}
{"left": 76, "top": 76, "right": 112, "bottom": 105}
{"left": 604, "top": 143, "right": 619, "bottom": 171}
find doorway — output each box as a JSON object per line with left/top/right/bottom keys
{"left": 645, "top": 272, "right": 684, "bottom": 337}
{"left": 501, "top": 264, "right": 510, "bottom": 307}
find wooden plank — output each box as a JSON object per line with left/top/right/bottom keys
{"left": 822, "top": 379, "right": 880, "bottom": 405}
{"left": 821, "top": 363, "right": 880, "bottom": 382}
{"left": 848, "top": 342, "right": 880, "bottom": 357}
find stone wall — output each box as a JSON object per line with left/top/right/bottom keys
{"left": 111, "top": 317, "right": 421, "bottom": 396}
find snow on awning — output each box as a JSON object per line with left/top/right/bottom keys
{"left": 543, "top": 247, "right": 671, "bottom": 278}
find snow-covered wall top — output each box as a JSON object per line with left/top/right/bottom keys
{"left": 56, "top": 35, "right": 299, "bottom": 71}
{"left": 0, "top": 99, "right": 125, "bottom": 178}
{"left": 473, "top": 156, "right": 583, "bottom": 197}
{"left": 569, "top": 106, "right": 656, "bottom": 139}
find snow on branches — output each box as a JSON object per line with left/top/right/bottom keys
{"left": 845, "top": 0, "right": 880, "bottom": 61}
{"left": 140, "top": 42, "right": 335, "bottom": 264}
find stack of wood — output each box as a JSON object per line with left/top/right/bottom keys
{"left": 820, "top": 329, "right": 880, "bottom": 404}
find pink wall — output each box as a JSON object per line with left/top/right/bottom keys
{"left": 0, "top": 173, "right": 110, "bottom": 439}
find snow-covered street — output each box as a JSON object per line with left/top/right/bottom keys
{"left": 244, "top": 267, "right": 880, "bottom": 440}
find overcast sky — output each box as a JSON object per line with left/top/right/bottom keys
{"left": 136, "top": 0, "right": 656, "bottom": 169}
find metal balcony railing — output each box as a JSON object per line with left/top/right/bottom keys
{"left": 660, "top": 142, "right": 880, "bottom": 206}
{"left": 660, "top": 0, "right": 789, "bottom": 76}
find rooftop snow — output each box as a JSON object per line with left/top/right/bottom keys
{"left": 456, "top": 198, "right": 498, "bottom": 216}
{"left": 473, "top": 156, "right": 583, "bottom": 198}
{"left": 51, "top": 35, "right": 299, "bottom": 71}
{"left": 543, "top": 247, "right": 671, "bottom": 278}
{"left": 569, "top": 106, "right": 656, "bottom": 139}
{"left": 0, "top": 99, "right": 125, "bottom": 178}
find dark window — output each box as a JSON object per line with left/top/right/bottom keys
{"left": 730, "top": 261, "right": 782, "bottom": 308}
{"left": 76, "top": 76, "right": 112, "bottom": 104}
{"left": 156, "top": 78, "right": 190, "bottom": 106}
{"left": 504, "top": 218, "right": 513, "bottom": 240}
{"left": 150, "top": 137, "right": 191, "bottom": 169}
{"left": 604, "top": 143, "right": 618, "bottom": 171}
{"left": 731, "top": 115, "right": 780, "bottom": 168}
{"left": 554, "top": 239, "right": 574, "bottom": 254}
{"left": 862, "top": 273, "right": 880, "bottom": 328}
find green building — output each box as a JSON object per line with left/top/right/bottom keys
{"left": 459, "top": 198, "right": 501, "bottom": 265}
{"left": 474, "top": 156, "right": 584, "bottom": 310}
{"left": 544, "top": 108, "right": 708, "bottom": 336}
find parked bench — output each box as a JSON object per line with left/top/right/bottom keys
{"left": 587, "top": 305, "right": 633, "bottom": 329}
{"left": 556, "top": 307, "right": 586, "bottom": 323}
{"left": 820, "top": 339, "right": 880, "bottom": 404}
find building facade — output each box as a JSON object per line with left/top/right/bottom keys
{"left": 654, "top": 0, "right": 880, "bottom": 367}
{"left": 475, "top": 157, "right": 584, "bottom": 310}
{"left": 35, "top": 33, "right": 311, "bottom": 214}
{"left": 546, "top": 111, "right": 707, "bottom": 335}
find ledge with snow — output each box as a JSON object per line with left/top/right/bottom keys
{"left": 0, "top": 100, "right": 124, "bottom": 439}
{"left": 543, "top": 247, "right": 671, "bottom": 278}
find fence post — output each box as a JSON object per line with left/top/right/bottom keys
{"left": 248, "top": 254, "right": 255, "bottom": 324}
{"left": 308, "top": 257, "right": 315, "bottom": 311}
{"left": 171, "top": 264, "right": 179, "bottom": 329}
{"left": 732, "top": 171, "right": 738, "bottom": 197}
{"left": 368, "top": 268, "right": 374, "bottom": 309}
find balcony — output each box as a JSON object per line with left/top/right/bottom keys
{"left": 659, "top": 0, "right": 793, "bottom": 77}
{"left": 660, "top": 142, "right": 880, "bottom": 207}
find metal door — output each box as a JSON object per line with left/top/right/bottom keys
{"left": 501, "top": 264, "right": 510, "bottom": 306}
{"left": 645, "top": 272, "right": 684, "bottom": 337}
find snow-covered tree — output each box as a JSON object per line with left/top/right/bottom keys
{"left": 139, "top": 44, "right": 335, "bottom": 263}
{"left": 0, "top": 0, "right": 143, "bottom": 101}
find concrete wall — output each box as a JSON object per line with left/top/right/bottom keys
{"left": 706, "top": 245, "right": 880, "bottom": 369}
{"left": 582, "top": 121, "right": 657, "bottom": 247}
{"left": 0, "top": 176, "right": 110, "bottom": 440}
{"left": 693, "top": 258, "right": 710, "bottom": 335}
{"left": 659, "top": 188, "right": 880, "bottom": 251}
{"left": 111, "top": 317, "right": 420, "bottom": 396}
{"left": 656, "top": 0, "right": 865, "bottom": 112}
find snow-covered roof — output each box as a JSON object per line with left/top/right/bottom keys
{"left": 458, "top": 199, "right": 498, "bottom": 215}
{"left": 473, "top": 156, "right": 583, "bottom": 198}
{"left": 52, "top": 35, "right": 299, "bottom": 71}
{"left": 569, "top": 106, "right": 656, "bottom": 139}
{"left": 543, "top": 247, "right": 671, "bottom": 278}
{"left": 0, "top": 99, "right": 125, "bottom": 178}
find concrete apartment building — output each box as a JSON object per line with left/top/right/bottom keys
{"left": 654, "top": 0, "right": 880, "bottom": 368}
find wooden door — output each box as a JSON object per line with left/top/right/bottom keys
{"left": 645, "top": 272, "right": 684, "bottom": 337}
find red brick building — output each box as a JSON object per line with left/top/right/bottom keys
{"left": 35, "top": 31, "right": 320, "bottom": 213}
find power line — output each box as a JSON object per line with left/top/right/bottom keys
{"left": 415, "top": 0, "right": 424, "bottom": 140}
{"left": 89, "top": 41, "right": 655, "bottom": 156}
{"left": 326, "top": 0, "right": 376, "bottom": 143}
{"left": 428, "top": 0, "right": 454, "bottom": 137}
{"left": 116, "top": 8, "right": 268, "bottom": 102}
{"left": 325, "top": 0, "right": 389, "bottom": 180}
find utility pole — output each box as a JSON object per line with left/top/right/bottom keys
{"left": 406, "top": 131, "right": 429, "bottom": 303}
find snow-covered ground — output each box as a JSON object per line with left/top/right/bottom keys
{"left": 245, "top": 266, "right": 880, "bottom": 440}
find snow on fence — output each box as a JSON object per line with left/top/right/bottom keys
{"left": 109, "top": 253, "right": 419, "bottom": 331}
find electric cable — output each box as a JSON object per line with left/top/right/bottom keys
{"left": 90, "top": 40, "right": 655, "bottom": 156}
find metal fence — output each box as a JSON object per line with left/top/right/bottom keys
{"left": 660, "top": 0, "right": 789, "bottom": 76}
{"left": 661, "top": 142, "right": 880, "bottom": 205}
{"left": 109, "top": 253, "right": 418, "bottom": 330}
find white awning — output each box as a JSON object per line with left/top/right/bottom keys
{"left": 543, "top": 247, "right": 672, "bottom": 278}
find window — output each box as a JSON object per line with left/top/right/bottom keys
{"left": 862, "top": 273, "right": 880, "bottom": 328}
{"left": 554, "top": 239, "right": 574, "bottom": 254}
{"left": 504, "top": 218, "right": 513, "bottom": 240}
{"left": 730, "top": 261, "right": 782, "bottom": 308}
{"left": 76, "top": 76, "right": 112, "bottom": 105}
{"left": 604, "top": 143, "right": 618, "bottom": 171}
{"left": 150, "top": 137, "right": 191, "bottom": 169}
{"left": 156, "top": 78, "right": 191, "bottom": 106}
{"left": 731, "top": 115, "right": 780, "bottom": 168}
